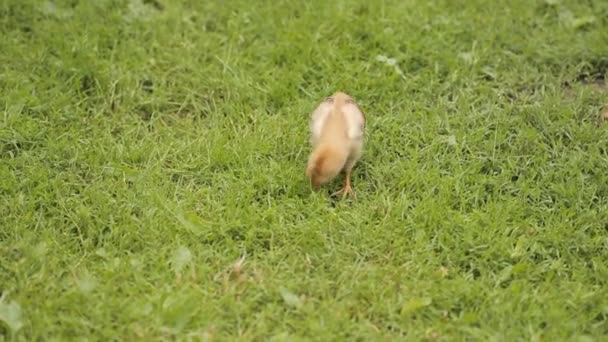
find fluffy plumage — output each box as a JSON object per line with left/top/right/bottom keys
{"left": 306, "top": 92, "right": 365, "bottom": 198}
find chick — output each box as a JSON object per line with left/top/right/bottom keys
{"left": 306, "top": 92, "right": 366, "bottom": 198}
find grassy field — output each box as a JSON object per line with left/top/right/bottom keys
{"left": 1, "top": 0, "right": 608, "bottom": 340}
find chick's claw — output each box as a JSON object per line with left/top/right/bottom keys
{"left": 332, "top": 185, "right": 356, "bottom": 199}
{"left": 332, "top": 175, "right": 356, "bottom": 199}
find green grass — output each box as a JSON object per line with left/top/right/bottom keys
{"left": 1, "top": 0, "right": 608, "bottom": 340}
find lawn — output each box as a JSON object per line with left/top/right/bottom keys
{"left": 1, "top": 0, "right": 608, "bottom": 340}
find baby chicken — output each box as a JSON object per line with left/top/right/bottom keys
{"left": 306, "top": 92, "right": 366, "bottom": 198}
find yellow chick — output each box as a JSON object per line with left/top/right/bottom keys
{"left": 306, "top": 92, "right": 366, "bottom": 198}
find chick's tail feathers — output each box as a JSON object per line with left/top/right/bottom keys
{"left": 306, "top": 143, "right": 349, "bottom": 190}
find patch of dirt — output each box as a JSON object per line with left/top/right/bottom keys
{"left": 562, "top": 76, "right": 607, "bottom": 97}
{"left": 562, "top": 57, "right": 608, "bottom": 98}
{"left": 560, "top": 62, "right": 607, "bottom": 127}
{"left": 577, "top": 75, "right": 607, "bottom": 91}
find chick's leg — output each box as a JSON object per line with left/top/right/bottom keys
{"left": 332, "top": 169, "right": 356, "bottom": 199}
